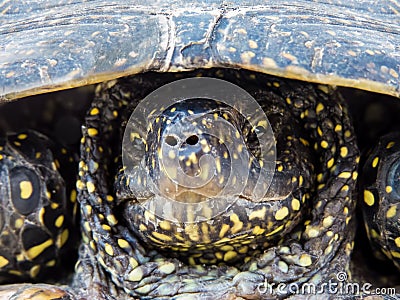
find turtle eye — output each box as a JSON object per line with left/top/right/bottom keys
{"left": 10, "top": 167, "right": 41, "bottom": 215}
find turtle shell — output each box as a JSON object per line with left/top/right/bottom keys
{"left": 0, "top": 0, "right": 399, "bottom": 100}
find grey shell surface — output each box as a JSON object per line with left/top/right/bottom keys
{"left": 0, "top": 0, "right": 400, "bottom": 101}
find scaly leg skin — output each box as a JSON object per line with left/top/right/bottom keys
{"left": 76, "top": 69, "right": 359, "bottom": 299}
{"left": 0, "top": 283, "right": 75, "bottom": 300}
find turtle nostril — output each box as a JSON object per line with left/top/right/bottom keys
{"left": 165, "top": 135, "right": 178, "bottom": 146}
{"left": 186, "top": 135, "right": 199, "bottom": 145}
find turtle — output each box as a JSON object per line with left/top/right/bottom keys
{"left": 0, "top": 0, "right": 399, "bottom": 299}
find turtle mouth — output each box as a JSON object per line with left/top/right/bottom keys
{"left": 113, "top": 70, "right": 315, "bottom": 265}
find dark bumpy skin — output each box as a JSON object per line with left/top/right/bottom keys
{"left": 74, "top": 68, "right": 359, "bottom": 299}
{"left": 360, "top": 132, "right": 400, "bottom": 270}
{"left": 0, "top": 130, "right": 77, "bottom": 283}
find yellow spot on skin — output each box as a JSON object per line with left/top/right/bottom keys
{"left": 219, "top": 224, "right": 230, "bottom": 238}
{"left": 129, "top": 257, "right": 139, "bottom": 269}
{"left": 335, "top": 124, "right": 342, "bottom": 132}
{"left": 299, "top": 254, "right": 312, "bottom": 267}
{"left": 55, "top": 215, "right": 64, "bottom": 228}
{"left": 395, "top": 237, "right": 400, "bottom": 248}
{"left": 215, "top": 157, "right": 221, "bottom": 174}
{"left": 159, "top": 220, "right": 171, "bottom": 231}
{"left": 363, "top": 190, "right": 375, "bottom": 206}
{"left": 76, "top": 180, "right": 85, "bottom": 190}
{"left": 57, "top": 229, "right": 69, "bottom": 248}
{"left": 324, "top": 245, "right": 333, "bottom": 255}
{"left": 387, "top": 141, "right": 395, "bottom": 149}
{"left": 343, "top": 207, "right": 349, "bottom": 215}
{"left": 386, "top": 186, "right": 393, "bottom": 193}
{"left": 277, "top": 165, "right": 283, "bottom": 172}
{"left": 321, "top": 141, "right": 329, "bottom": 148}
{"left": 152, "top": 232, "right": 173, "bottom": 242}
{"left": 70, "top": 189, "right": 77, "bottom": 203}
{"left": 317, "top": 173, "right": 323, "bottom": 182}
{"left": 252, "top": 225, "right": 265, "bottom": 235}
{"left": 391, "top": 251, "right": 400, "bottom": 258}
{"left": 106, "top": 195, "right": 114, "bottom": 202}
{"left": 372, "top": 157, "right": 379, "bottom": 168}
{"left": 85, "top": 205, "right": 92, "bottom": 216}
{"left": 46, "top": 260, "right": 56, "bottom": 267}
{"left": 248, "top": 40, "right": 258, "bottom": 49}
{"left": 291, "top": 199, "right": 300, "bottom": 211}
{"left": 230, "top": 214, "right": 243, "bottom": 234}
{"left": 118, "top": 239, "right": 129, "bottom": 248}
{"left": 316, "top": 103, "right": 324, "bottom": 114}
{"left": 90, "top": 107, "right": 100, "bottom": 115}
{"left": 19, "top": 181, "right": 33, "bottom": 199}
{"left": 299, "top": 176, "right": 303, "bottom": 186}
{"left": 127, "top": 267, "right": 143, "bottom": 282}
{"left": 327, "top": 158, "right": 334, "bottom": 169}
{"left": 323, "top": 216, "right": 334, "bottom": 228}
{"left": 299, "top": 138, "right": 309, "bottom": 146}
{"left": 15, "top": 218, "right": 24, "bottom": 229}
{"left": 340, "top": 147, "right": 348, "bottom": 158}
{"left": 249, "top": 207, "right": 267, "bottom": 220}
{"left": 106, "top": 214, "right": 118, "bottom": 226}
{"left": 390, "top": 68, "right": 399, "bottom": 78}
{"left": 30, "top": 265, "right": 40, "bottom": 278}
{"left": 224, "top": 251, "right": 237, "bottom": 261}
{"left": 387, "top": 205, "right": 396, "bottom": 218}
{"left": 168, "top": 150, "right": 176, "bottom": 159}
{"left": 338, "top": 172, "right": 352, "bottom": 179}
{"left": 84, "top": 222, "right": 91, "bottom": 233}
{"left": 220, "top": 245, "right": 234, "bottom": 252}
{"left": 0, "top": 256, "right": 9, "bottom": 268}
{"left": 17, "top": 133, "right": 27, "bottom": 140}
{"left": 275, "top": 207, "right": 289, "bottom": 221}
{"left": 102, "top": 224, "right": 111, "bottom": 231}
{"left": 240, "top": 51, "right": 256, "bottom": 64}
{"left": 262, "top": 57, "right": 278, "bottom": 68}
{"left": 105, "top": 243, "right": 114, "bottom": 256}
{"left": 306, "top": 226, "right": 319, "bottom": 238}
{"left": 159, "top": 262, "right": 176, "bottom": 274}
{"left": 347, "top": 50, "right": 357, "bottom": 57}
{"left": 86, "top": 182, "right": 95, "bottom": 193}
{"left": 87, "top": 128, "right": 98, "bottom": 137}
{"left": 26, "top": 239, "right": 53, "bottom": 260}
{"left": 90, "top": 241, "right": 96, "bottom": 251}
